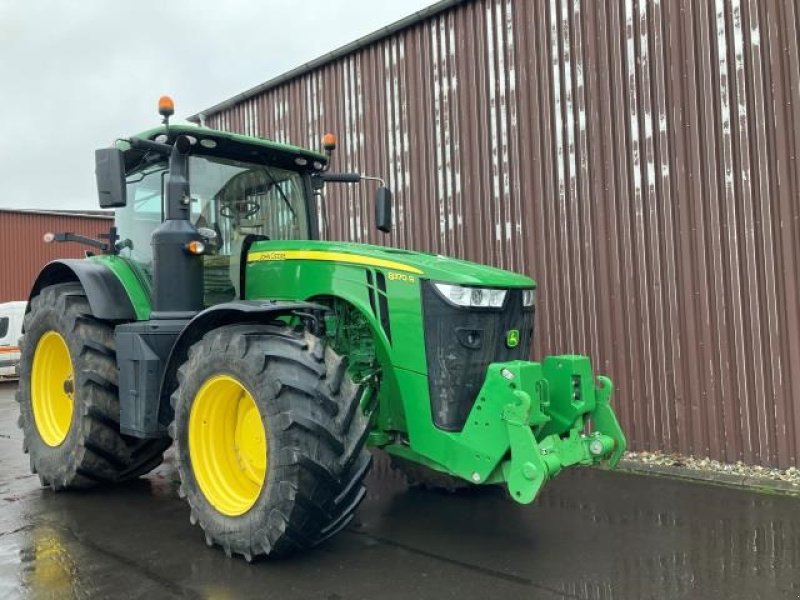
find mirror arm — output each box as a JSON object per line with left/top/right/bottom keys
{"left": 51, "top": 233, "right": 110, "bottom": 253}
{"left": 318, "top": 173, "right": 387, "bottom": 187}
{"left": 48, "top": 226, "right": 129, "bottom": 255}
{"left": 319, "top": 172, "right": 361, "bottom": 184}
{"left": 360, "top": 175, "right": 386, "bottom": 187}
{"left": 312, "top": 171, "right": 392, "bottom": 234}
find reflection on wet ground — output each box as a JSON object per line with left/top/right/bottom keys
{"left": 0, "top": 380, "right": 798, "bottom": 599}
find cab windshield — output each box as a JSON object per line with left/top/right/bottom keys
{"left": 189, "top": 155, "right": 310, "bottom": 255}
{"left": 117, "top": 153, "right": 312, "bottom": 303}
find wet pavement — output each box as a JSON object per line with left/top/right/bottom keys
{"left": 0, "top": 380, "right": 798, "bottom": 600}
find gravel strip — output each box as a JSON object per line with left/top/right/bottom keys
{"left": 618, "top": 451, "right": 800, "bottom": 494}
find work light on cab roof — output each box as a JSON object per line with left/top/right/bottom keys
{"left": 322, "top": 132, "right": 337, "bottom": 151}
{"left": 321, "top": 132, "right": 337, "bottom": 167}
{"left": 158, "top": 95, "right": 175, "bottom": 119}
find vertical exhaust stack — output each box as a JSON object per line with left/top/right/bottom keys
{"left": 149, "top": 97, "right": 205, "bottom": 319}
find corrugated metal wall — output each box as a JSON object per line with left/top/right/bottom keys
{"left": 0, "top": 210, "right": 111, "bottom": 302}
{"left": 199, "top": 0, "right": 800, "bottom": 468}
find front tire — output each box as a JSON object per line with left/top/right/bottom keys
{"left": 17, "top": 283, "right": 170, "bottom": 489}
{"left": 171, "top": 324, "right": 372, "bottom": 559}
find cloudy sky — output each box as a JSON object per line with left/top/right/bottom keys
{"left": 0, "top": 0, "right": 434, "bottom": 211}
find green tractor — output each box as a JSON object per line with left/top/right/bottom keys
{"left": 16, "top": 98, "right": 625, "bottom": 559}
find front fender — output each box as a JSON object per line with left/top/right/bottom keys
{"left": 156, "top": 300, "right": 327, "bottom": 429}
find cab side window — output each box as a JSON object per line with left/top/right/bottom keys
{"left": 0, "top": 317, "right": 8, "bottom": 341}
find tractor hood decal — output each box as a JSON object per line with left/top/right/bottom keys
{"left": 248, "top": 249, "right": 423, "bottom": 275}
{"left": 247, "top": 241, "right": 536, "bottom": 288}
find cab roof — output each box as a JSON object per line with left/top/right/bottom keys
{"left": 118, "top": 124, "right": 328, "bottom": 172}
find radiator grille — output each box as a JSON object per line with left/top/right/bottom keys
{"left": 421, "top": 280, "right": 534, "bottom": 431}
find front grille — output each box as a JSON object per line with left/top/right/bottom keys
{"left": 420, "top": 280, "right": 534, "bottom": 431}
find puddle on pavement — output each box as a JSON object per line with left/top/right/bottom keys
{"left": 18, "top": 526, "right": 81, "bottom": 598}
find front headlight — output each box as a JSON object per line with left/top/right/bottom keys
{"left": 433, "top": 283, "right": 508, "bottom": 308}
{"left": 522, "top": 288, "right": 535, "bottom": 307}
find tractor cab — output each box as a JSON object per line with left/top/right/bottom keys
{"left": 112, "top": 120, "right": 390, "bottom": 306}
{"left": 116, "top": 124, "right": 324, "bottom": 303}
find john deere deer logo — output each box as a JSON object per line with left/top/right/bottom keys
{"left": 506, "top": 329, "right": 520, "bottom": 348}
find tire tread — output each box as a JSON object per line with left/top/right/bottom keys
{"left": 17, "top": 283, "right": 170, "bottom": 490}
{"left": 172, "top": 324, "right": 372, "bottom": 559}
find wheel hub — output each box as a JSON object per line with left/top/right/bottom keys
{"left": 188, "top": 375, "right": 268, "bottom": 516}
{"left": 31, "top": 331, "right": 75, "bottom": 447}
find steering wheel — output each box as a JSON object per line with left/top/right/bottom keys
{"left": 220, "top": 200, "right": 260, "bottom": 219}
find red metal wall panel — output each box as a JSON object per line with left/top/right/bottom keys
{"left": 198, "top": 0, "right": 800, "bottom": 468}
{"left": 0, "top": 210, "right": 112, "bottom": 302}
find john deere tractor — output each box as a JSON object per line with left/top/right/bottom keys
{"left": 16, "top": 98, "right": 625, "bottom": 559}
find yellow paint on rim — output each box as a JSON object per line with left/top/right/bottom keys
{"left": 188, "top": 375, "right": 267, "bottom": 517}
{"left": 248, "top": 249, "right": 423, "bottom": 274}
{"left": 31, "top": 331, "right": 74, "bottom": 447}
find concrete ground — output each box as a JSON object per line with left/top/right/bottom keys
{"left": 0, "top": 380, "right": 797, "bottom": 600}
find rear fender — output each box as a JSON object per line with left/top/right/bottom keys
{"left": 28, "top": 259, "right": 139, "bottom": 322}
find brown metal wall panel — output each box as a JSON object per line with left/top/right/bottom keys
{"left": 200, "top": 0, "right": 800, "bottom": 468}
{"left": 0, "top": 211, "right": 112, "bottom": 302}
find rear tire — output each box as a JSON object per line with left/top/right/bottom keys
{"left": 171, "top": 324, "right": 372, "bottom": 559}
{"left": 16, "top": 283, "right": 170, "bottom": 490}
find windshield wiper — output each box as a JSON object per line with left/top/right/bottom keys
{"left": 261, "top": 168, "right": 297, "bottom": 220}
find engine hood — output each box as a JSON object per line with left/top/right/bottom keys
{"left": 249, "top": 240, "right": 535, "bottom": 288}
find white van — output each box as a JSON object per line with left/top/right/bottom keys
{"left": 0, "top": 301, "right": 26, "bottom": 378}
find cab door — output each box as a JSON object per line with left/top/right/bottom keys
{"left": 187, "top": 155, "right": 311, "bottom": 305}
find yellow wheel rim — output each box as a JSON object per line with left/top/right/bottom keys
{"left": 31, "top": 331, "right": 75, "bottom": 447}
{"left": 188, "top": 375, "right": 268, "bottom": 516}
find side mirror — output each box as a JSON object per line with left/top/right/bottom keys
{"left": 95, "top": 148, "right": 127, "bottom": 208}
{"left": 375, "top": 187, "right": 392, "bottom": 233}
